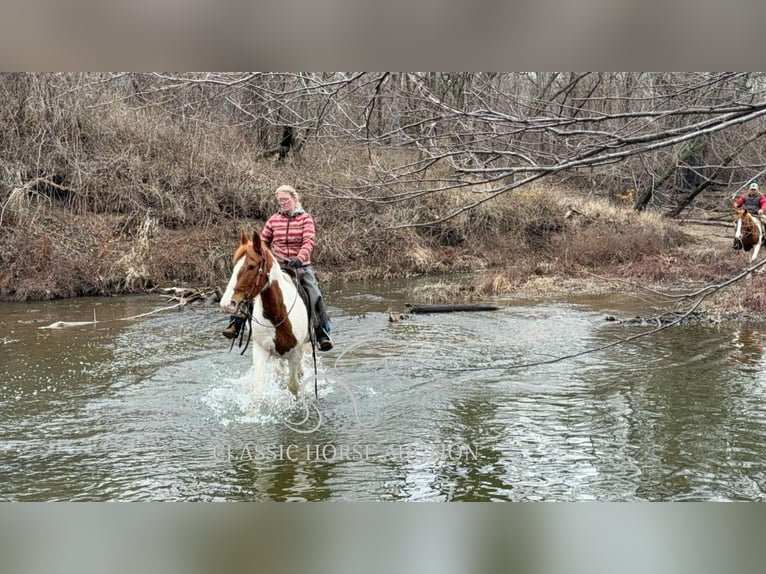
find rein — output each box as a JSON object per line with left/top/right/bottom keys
{"left": 228, "top": 301, "right": 254, "bottom": 356}
{"left": 228, "top": 281, "right": 299, "bottom": 354}
{"left": 291, "top": 271, "right": 319, "bottom": 400}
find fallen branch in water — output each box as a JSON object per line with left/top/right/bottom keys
{"left": 37, "top": 289, "right": 217, "bottom": 330}
{"left": 40, "top": 308, "right": 100, "bottom": 329}
{"left": 153, "top": 286, "right": 222, "bottom": 305}
{"left": 406, "top": 303, "right": 500, "bottom": 313}
{"left": 39, "top": 321, "right": 96, "bottom": 330}
{"left": 120, "top": 303, "right": 183, "bottom": 321}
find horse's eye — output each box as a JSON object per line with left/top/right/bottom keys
{"left": 247, "top": 264, "right": 256, "bottom": 271}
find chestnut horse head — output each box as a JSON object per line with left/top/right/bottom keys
{"left": 220, "top": 230, "right": 309, "bottom": 398}
{"left": 733, "top": 208, "right": 764, "bottom": 262}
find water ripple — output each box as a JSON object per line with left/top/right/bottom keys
{"left": 2, "top": 292, "right": 766, "bottom": 500}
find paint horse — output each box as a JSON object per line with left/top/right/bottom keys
{"left": 733, "top": 208, "right": 765, "bottom": 262}
{"left": 220, "top": 230, "right": 309, "bottom": 398}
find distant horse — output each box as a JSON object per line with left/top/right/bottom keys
{"left": 220, "top": 230, "right": 309, "bottom": 398}
{"left": 733, "top": 208, "right": 765, "bottom": 262}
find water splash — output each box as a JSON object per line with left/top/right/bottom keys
{"left": 200, "top": 358, "right": 336, "bottom": 431}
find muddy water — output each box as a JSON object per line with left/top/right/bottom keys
{"left": 1, "top": 279, "right": 765, "bottom": 500}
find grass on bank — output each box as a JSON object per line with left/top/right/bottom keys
{"left": 1, "top": 176, "right": 716, "bottom": 303}
{"left": 0, "top": 101, "right": 748, "bottom": 309}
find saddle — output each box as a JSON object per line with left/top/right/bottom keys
{"left": 280, "top": 266, "right": 311, "bottom": 312}
{"left": 281, "top": 265, "right": 332, "bottom": 351}
{"left": 281, "top": 266, "right": 325, "bottom": 336}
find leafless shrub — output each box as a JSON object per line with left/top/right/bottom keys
{"left": 3, "top": 73, "right": 766, "bottom": 301}
{"left": 0, "top": 209, "right": 127, "bottom": 300}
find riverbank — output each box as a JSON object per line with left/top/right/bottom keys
{"left": 1, "top": 73, "right": 763, "bottom": 320}
{"left": 2, "top": 179, "right": 760, "bottom": 316}
{"left": 405, "top": 216, "right": 766, "bottom": 320}
{"left": 0, "top": 198, "right": 766, "bottom": 322}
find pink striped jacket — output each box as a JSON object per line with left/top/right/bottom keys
{"left": 261, "top": 209, "right": 316, "bottom": 265}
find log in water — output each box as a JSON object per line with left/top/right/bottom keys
{"left": 406, "top": 304, "right": 500, "bottom": 313}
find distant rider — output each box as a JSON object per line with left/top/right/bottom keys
{"left": 733, "top": 181, "right": 766, "bottom": 236}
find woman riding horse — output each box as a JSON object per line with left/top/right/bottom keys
{"left": 223, "top": 185, "right": 333, "bottom": 351}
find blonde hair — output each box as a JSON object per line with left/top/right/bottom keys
{"left": 276, "top": 184, "right": 298, "bottom": 198}
{"left": 275, "top": 185, "right": 301, "bottom": 209}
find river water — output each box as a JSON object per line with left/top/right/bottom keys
{"left": 1, "top": 277, "right": 766, "bottom": 501}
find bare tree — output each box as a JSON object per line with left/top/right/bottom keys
{"left": 6, "top": 72, "right": 766, "bottom": 226}
{"left": 193, "top": 72, "right": 765, "bottom": 225}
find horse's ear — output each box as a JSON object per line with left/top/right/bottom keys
{"left": 251, "top": 231, "right": 263, "bottom": 253}
{"left": 240, "top": 229, "right": 248, "bottom": 245}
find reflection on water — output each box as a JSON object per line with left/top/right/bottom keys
{"left": 1, "top": 283, "right": 766, "bottom": 501}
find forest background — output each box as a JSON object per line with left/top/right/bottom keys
{"left": 2, "top": 72, "right": 766, "bottom": 311}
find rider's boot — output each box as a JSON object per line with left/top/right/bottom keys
{"left": 315, "top": 325, "right": 333, "bottom": 351}
{"left": 222, "top": 315, "right": 245, "bottom": 340}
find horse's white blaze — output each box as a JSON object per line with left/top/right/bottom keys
{"left": 220, "top": 256, "right": 244, "bottom": 312}
{"left": 735, "top": 219, "right": 743, "bottom": 241}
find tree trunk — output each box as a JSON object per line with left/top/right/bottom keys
{"left": 635, "top": 138, "right": 707, "bottom": 212}
{"left": 634, "top": 161, "right": 677, "bottom": 212}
